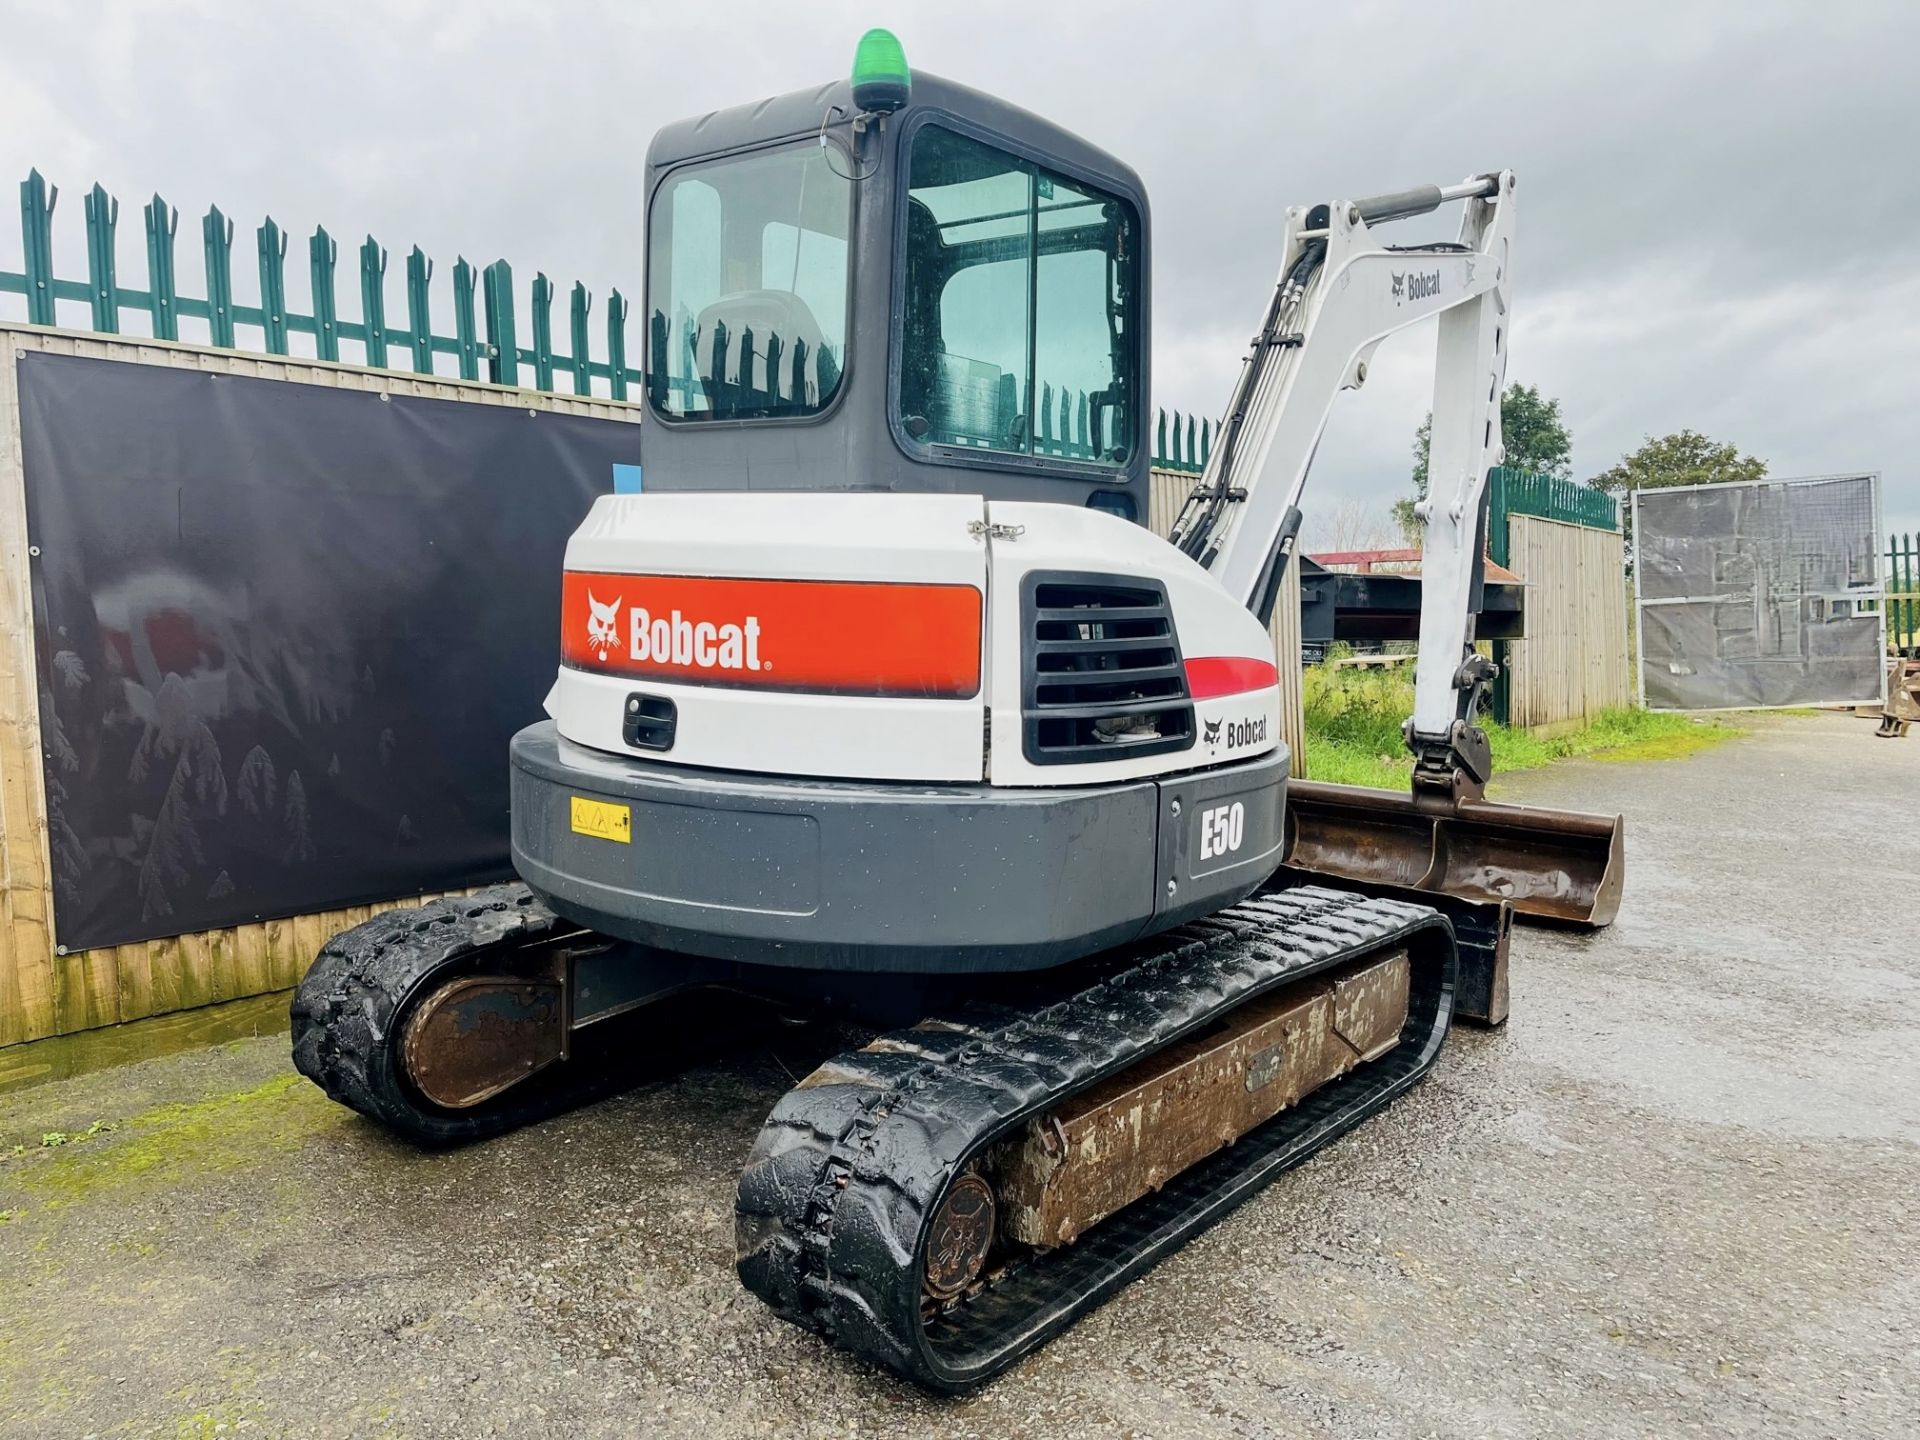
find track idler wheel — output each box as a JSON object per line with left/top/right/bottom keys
{"left": 923, "top": 1171, "right": 997, "bottom": 1303}
{"left": 400, "top": 973, "right": 567, "bottom": 1110}
{"left": 292, "top": 885, "right": 621, "bottom": 1145}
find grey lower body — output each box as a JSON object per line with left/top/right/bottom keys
{"left": 508, "top": 721, "right": 1289, "bottom": 974}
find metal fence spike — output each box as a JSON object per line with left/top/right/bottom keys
{"left": 482, "top": 259, "right": 516, "bottom": 385}
{"left": 452, "top": 256, "right": 480, "bottom": 381}
{"left": 568, "top": 280, "right": 592, "bottom": 396}
{"left": 143, "top": 192, "right": 179, "bottom": 339}
{"left": 21, "top": 170, "right": 58, "bottom": 325}
{"left": 83, "top": 182, "right": 119, "bottom": 333}
{"left": 606, "top": 286, "right": 629, "bottom": 400}
{"left": 405, "top": 246, "right": 433, "bottom": 374}
{"left": 257, "top": 216, "right": 289, "bottom": 353}
{"left": 309, "top": 225, "right": 340, "bottom": 361}
{"left": 203, "top": 205, "right": 235, "bottom": 347}
{"left": 530, "top": 271, "right": 555, "bottom": 392}
{"left": 359, "top": 235, "right": 388, "bottom": 368}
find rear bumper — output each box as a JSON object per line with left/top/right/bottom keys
{"left": 509, "top": 721, "right": 1288, "bottom": 973}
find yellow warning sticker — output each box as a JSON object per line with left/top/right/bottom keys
{"left": 569, "top": 795, "right": 632, "bottom": 844}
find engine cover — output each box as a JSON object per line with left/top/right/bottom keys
{"left": 545, "top": 492, "right": 1283, "bottom": 787}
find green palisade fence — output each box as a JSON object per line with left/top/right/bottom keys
{"left": 1, "top": 169, "right": 642, "bottom": 397}
{"left": 5, "top": 166, "right": 1236, "bottom": 442}
{"left": 1486, "top": 465, "right": 1620, "bottom": 567}
{"left": 1890, "top": 532, "right": 1918, "bottom": 651}
{"left": 1486, "top": 466, "right": 1620, "bottom": 563}
{"left": 1038, "top": 401, "right": 1213, "bottom": 470}
{"left": 1149, "top": 408, "right": 1213, "bottom": 473}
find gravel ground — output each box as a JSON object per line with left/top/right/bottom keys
{"left": 1, "top": 710, "right": 1914, "bottom": 1439}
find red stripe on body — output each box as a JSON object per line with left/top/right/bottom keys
{"left": 1185, "top": 655, "right": 1279, "bottom": 699}
{"left": 561, "top": 570, "right": 982, "bottom": 698}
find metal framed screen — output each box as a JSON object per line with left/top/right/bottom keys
{"left": 1634, "top": 473, "right": 1885, "bottom": 712}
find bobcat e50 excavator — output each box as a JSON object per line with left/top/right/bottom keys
{"left": 293, "top": 31, "right": 1625, "bottom": 1390}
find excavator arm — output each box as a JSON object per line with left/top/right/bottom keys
{"left": 1173, "top": 171, "right": 1625, "bottom": 927}
{"left": 1171, "top": 171, "right": 1514, "bottom": 796}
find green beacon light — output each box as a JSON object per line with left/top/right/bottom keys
{"left": 850, "top": 28, "right": 910, "bottom": 114}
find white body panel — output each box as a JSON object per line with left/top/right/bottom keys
{"left": 565, "top": 491, "right": 987, "bottom": 582}
{"left": 547, "top": 667, "right": 986, "bottom": 783}
{"left": 549, "top": 493, "right": 1281, "bottom": 787}
{"left": 552, "top": 492, "right": 988, "bottom": 783}
{"left": 984, "top": 501, "right": 1280, "bottom": 787}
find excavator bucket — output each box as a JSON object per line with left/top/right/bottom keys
{"left": 1282, "top": 779, "right": 1626, "bottom": 928}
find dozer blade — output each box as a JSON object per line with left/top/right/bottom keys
{"left": 1282, "top": 779, "right": 1625, "bottom": 928}
{"left": 1271, "top": 864, "right": 1512, "bottom": 1025}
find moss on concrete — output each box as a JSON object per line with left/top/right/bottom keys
{"left": 6, "top": 1072, "right": 338, "bottom": 1212}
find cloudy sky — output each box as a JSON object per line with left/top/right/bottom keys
{"left": 3, "top": 0, "right": 1914, "bottom": 538}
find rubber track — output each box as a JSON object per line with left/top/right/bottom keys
{"left": 735, "top": 884, "right": 1457, "bottom": 1391}
{"left": 290, "top": 883, "right": 618, "bottom": 1145}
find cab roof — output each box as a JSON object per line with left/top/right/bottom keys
{"left": 645, "top": 69, "right": 1147, "bottom": 208}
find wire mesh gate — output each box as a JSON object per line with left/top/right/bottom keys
{"left": 1633, "top": 473, "right": 1886, "bottom": 711}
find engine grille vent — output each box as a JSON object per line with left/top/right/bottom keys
{"left": 1021, "top": 572, "right": 1194, "bottom": 765}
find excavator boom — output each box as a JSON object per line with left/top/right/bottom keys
{"left": 1172, "top": 171, "right": 1626, "bottom": 927}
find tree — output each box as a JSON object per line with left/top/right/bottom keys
{"left": 1393, "top": 383, "right": 1573, "bottom": 538}
{"left": 1589, "top": 429, "right": 1767, "bottom": 496}
{"left": 1590, "top": 429, "right": 1768, "bottom": 551}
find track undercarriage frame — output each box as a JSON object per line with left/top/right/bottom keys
{"left": 293, "top": 873, "right": 1494, "bottom": 1388}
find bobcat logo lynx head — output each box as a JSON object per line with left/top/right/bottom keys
{"left": 1202, "top": 718, "right": 1223, "bottom": 747}
{"left": 1390, "top": 272, "right": 1405, "bottom": 301}
{"left": 586, "top": 592, "right": 621, "bottom": 661}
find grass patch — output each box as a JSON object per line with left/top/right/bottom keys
{"left": 1302, "top": 665, "right": 1739, "bottom": 790}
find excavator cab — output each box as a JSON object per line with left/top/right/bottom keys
{"left": 637, "top": 41, "right": 1149, "bottom": 521}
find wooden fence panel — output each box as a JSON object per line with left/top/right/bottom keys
{"left": 1503, "top": 513, "right": 1631, "bottom": 730}
{"left": 0, "top": 321, "right": 640, "bottom": 1050}
{"left": 1148, "top": 464, "right": 1192, "bottom": 539}
{"left": 1149, "top": 468, "right": 1304, "bottom": 777}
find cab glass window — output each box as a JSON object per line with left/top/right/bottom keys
{"left": 647, "top": 144, "right": 850, "bottom": 420}
{"left": 898, "top": 125, "right": 1135, "bottom": 466}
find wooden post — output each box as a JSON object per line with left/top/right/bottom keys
{"left": 0, "top": 328, "right": 57, "bottom": 1044}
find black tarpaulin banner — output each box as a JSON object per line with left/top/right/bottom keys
{"left": 19, "top": 352, "right": 635, "bottom": 952}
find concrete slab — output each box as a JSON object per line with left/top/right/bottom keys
{"left": 1, "top": 712, "right": 1914, "bottom": 1438}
